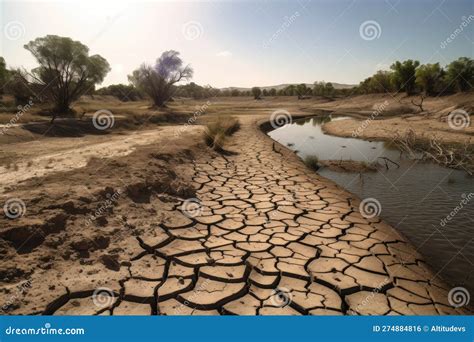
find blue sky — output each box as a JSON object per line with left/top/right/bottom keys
{"left": 1, "top": 0, "right": 473, "bottom": 87}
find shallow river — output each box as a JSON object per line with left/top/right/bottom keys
{"left": 268, "top": 114, "right": 474, "bottom": 294}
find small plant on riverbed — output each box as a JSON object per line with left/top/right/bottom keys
{"left": 304, "top": 155, "right": 320, "bottom": 170}
{"left": 204, "top": 117, "right": 240, "bottom": 151}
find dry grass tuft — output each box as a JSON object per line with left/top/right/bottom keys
{"left": 204, "top": 117, "right": 240, "bottom": 150}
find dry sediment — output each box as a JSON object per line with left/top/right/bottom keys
{"left": 1, "top": 117, "right": 471, "bottom": 316}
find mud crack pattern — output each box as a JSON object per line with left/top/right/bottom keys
{"left": 41, "top": 119, "right": 472, "bottom": 315}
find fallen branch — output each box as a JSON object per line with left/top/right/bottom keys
{"left": 377, "top": 157, "right": 400, "bottom": 170}
{"left": 394, "top": 129, "right": 473, "bottom": 175}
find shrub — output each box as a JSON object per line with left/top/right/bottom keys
{"left": 304, "top": 155, "right": 320, "bottom": 170}
{"left": 204, "top": 117, "right": 240, "bottom": 150}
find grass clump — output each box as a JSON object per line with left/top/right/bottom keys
{"left": 304, "top": 155, "right": 320, "bottom": 170}
{"left": 204, "top": 117, "right": 240, "bottom": 150}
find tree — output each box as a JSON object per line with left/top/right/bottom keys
{"left": 0, "top": 57, "right": 9, "bottom": 95}
{"left": 313, "top": 81, "right": 325, "bottom": 96}
{"left": 251, "top": 87, "right": 262, "bottom": 99}
{"left": 370, "top": 71, "right": 393, "bottom": 93}
{"left": 269, "top": 88, "right": 277, "bottom": 96}
{"left": 4, "top": 69, "right": 34, "bottom": 105}
{"left": 96, "top": 84, "right": 143, "bottom": 101}
{"left": 324, "top": 82, "right": 335, "bottom": 96}
{"left": 296, "top": 83, "right": 310, "bottom": 99}
{"left": 283, "top": 84, "right": 296, "bottom": 96}
{"left": 262, "top": 89, "right": 268, "bottom": 96}
{"left": 390, "top": 59, "right": 420, "bottom": 95}
{"left": 445, "top": 57, "right": 474, "bottom": 92}
{"left": 415, "top": 63, "right": 445, "bottom": 96}
{"left": 129, "top": 50, "right": 193, "bottom": 107}
{"left": 24, "top": 35, "right": 110, "bottom": 119}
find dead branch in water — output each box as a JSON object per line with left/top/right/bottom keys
{"left": 394, "top": 129, "right": 473, "bottom": 175}
{"left": 377, "top": 157, "right": 400, "bottom": 170}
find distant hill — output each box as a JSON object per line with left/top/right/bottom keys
{"left": 220, "top": 82, "right": 356, "bottom": 91}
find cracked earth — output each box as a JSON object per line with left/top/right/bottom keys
{"left": 2, "top": 117, "right": 472, "bottom": 315}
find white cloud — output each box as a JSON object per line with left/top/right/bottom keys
{"left": 216, "top": 50, "right": 232, "bottom": 57}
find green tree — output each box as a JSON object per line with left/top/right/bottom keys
{"left": 24, "top": 35, "right": 110, "bottom": 119}
{"left": 283, "top": 84, "right": 296, "bottom": 96}
{"left": 415, "top": 63, "right": 445, "bottom": 96}
{"left": 296, "top": 83, "right": 310, "bottom": 99}
{"left": 4, "top": 68, "right": 34, "bottom": 105}
{"left": 269, "top": 88, "right": 277, "bottom": 96}
{"left": 313, "top": 81, "right": 325, "bottom": 96}
{"left": 129, "top": 50, "right": 193, "bottom": 107}
{"left": 0, "top": 57, "right": 9, "bottom": 95}
{"left": 96, "top": 84, "right": 143, "bottom": 101}
{"left": 445, "top": 57, "right": 474, "bottom": 92}
{"left": 324, "top": 82, "right": 335, "bottom": 96}
{"left": 251, "top": 86, "right": 262, "bottom": 99}
{"left": 390, "top": 59, "right": 420, "bottom": 95}
{"left": 370, "top": 71, "right": 393, "bottom": 93}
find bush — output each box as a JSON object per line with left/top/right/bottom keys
{"left": 304, "top": 155, "right": 320, "bottom": 170}
{"left": 204, "top": 117, "right": 240, "bottom": 150}
{"left": 96, "top": 84, "right": 143, "bottom": 101}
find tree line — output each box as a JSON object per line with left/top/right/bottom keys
{"left": 0, "top": 34, "right": 472, "bottom": 122}
{"left": 356, "top": 58, "right": 473, "bottom": 96}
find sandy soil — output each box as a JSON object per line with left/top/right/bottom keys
{"left": 317, "top": 93, "right": 473, "bottom": 146}
{"left": 1, "top": 100, "right": 471, "bottom": 315}
{"left": 0, "top": 127, "right": 200, "bottom": 191}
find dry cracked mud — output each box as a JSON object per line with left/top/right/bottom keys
{"left": 1, "top": 117, "right": 472, "bottom": 316}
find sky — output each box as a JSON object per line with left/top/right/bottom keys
{"left": 1, "top": 0, "right": 473, "bottom": 88}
